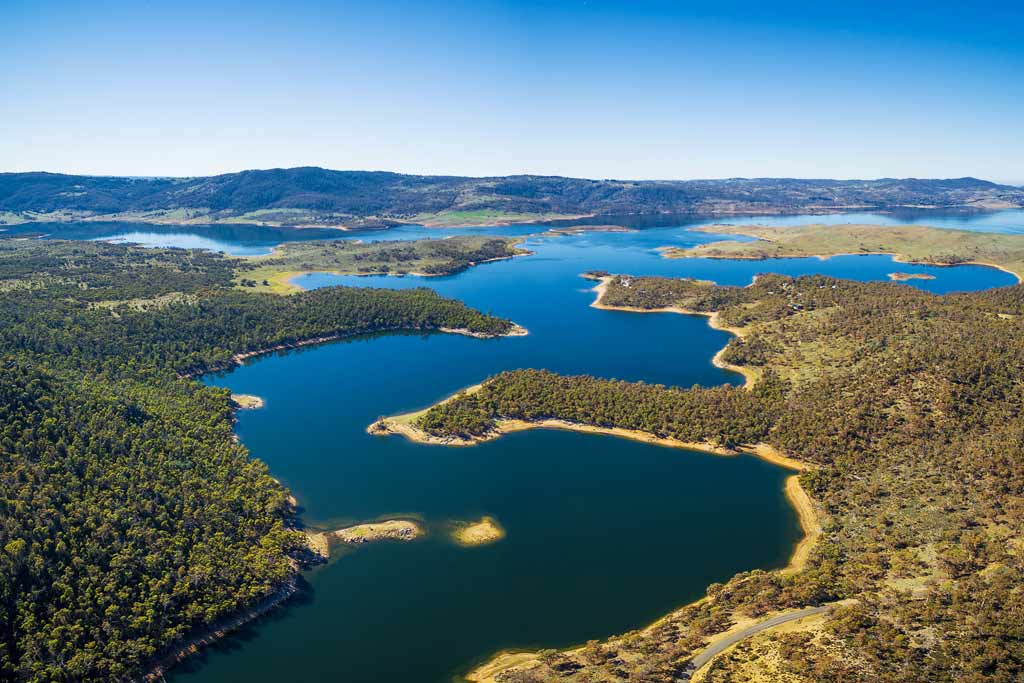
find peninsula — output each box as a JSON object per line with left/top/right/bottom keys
{"left": 382, "top": 270, "right": 1024, "bottom": 683}
{"left": 663, "top": 223, "right": 1024, "bottom": 281}
{"left": 0, "top": 237, "right": 521, "bottom": 683}
{"left": 231, "top": 235, "right": 528, "bottom": 294}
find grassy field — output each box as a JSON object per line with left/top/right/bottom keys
{"left": 232, "top": 235, "right": 526, "bottom": 294}
{"left": 665, "top": 223, "right": 1024, "bottom": 280}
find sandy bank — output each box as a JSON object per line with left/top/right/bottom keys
{"left": 306, "top": 519, "right": 425, "bottom": 559}
{"left": 370, "top": 413, "right": 739, "bottom": 456}
{"left": 335, "top": 519, "right": 423, "bottom": 544}
{"left": 782, "top": 474, "right": 821, "bottom": 575}
{"left": 230, "top": 393, "right": 265, "bottom": 409}
{"left": 450, "top": 516, "right": 506, "bottom": 547}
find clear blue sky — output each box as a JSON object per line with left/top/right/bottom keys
{"left": 2, "top": 0, "right": 1022, "bottom": 182}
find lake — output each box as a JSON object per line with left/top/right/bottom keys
{"left": 151, "top": 213, "right": 1021, "bottom": 683}
{"left": 6, "top": 208, "right": 1024, "bottom": 255}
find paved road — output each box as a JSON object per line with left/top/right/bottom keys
{"left": 682, "top": 605, "right": 831, "bottom": 679}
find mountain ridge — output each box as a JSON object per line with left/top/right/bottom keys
{"left": 2, "top": 167, "right": 1021, "bottom": 229}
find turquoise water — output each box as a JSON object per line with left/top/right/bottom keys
{"left": 166, "top": 219, "right": 1019, "bottom": 683}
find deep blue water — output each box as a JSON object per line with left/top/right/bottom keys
{"left": 133, "top": 213, "right": 1016, "bottom": 683}
{"left": 0, "top": 209, "right": 1015, "bottom": 680}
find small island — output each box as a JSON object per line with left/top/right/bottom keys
{"left": 542, "top": 224, "right": 634, "bottom": 237}
{"left": 449, "top": 516, "right": 506, "bottom": 547}
{"left": 888, "top": 271, "right": 936, "bottom": 282}
{"left": 305, "top": 519, "right": 425, "bottom": 559}
{"left": 230, "top": 394, "right": 265, "bottom": 409}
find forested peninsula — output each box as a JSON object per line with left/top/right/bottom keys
{"left": 389, "top": 273, "right": 1024, "bottom": 683}
{"left": 234, "top": 235, "right": 525, "bottom": 294}
{"left": 3, "top": 169, "right": 1021, "bottom": 229}
{"left": 0, "top": 238, "right": 517, "bottom": 682}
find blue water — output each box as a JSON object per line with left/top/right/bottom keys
{"left": 5, "top": 208, "right": 1024, "bottom": 256}
{"left": 151, "top": 213, "right": 1018, "bottom": 683}
{"left": 0, "top": 221, "right": 347, "bottom": 255}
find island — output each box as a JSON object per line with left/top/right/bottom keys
{"left": 888, "top": 271, "right": 936, "bottom": 282}
{"left": 306, "top": 519, "right": 425, "bottom": 559}
{"left": 449, "top": 516, "right": 506, "bottom": 547}
{"left": 230, "top": 393, "right": 265, "bottom": 409}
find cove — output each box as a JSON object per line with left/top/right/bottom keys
{"left": 171, "top": 220, "right": 1016, "bottom": 683}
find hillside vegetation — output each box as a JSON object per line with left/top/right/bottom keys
{"left": 0, "top": 239, "right": 513, "bottom": 682}
{"left": 417, "top": 273, "right": 1024, "bottom": 683}
{"left": 2, "top": 169, "right": 1021, "bottom": 228}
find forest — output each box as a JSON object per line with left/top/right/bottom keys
{"left": 236, "top": 235, "right": 524, "bottom": 293}
{"left": 422, "top": 273, "right": 1024, "bottom": 683}
{"left": 0, "top": 238, "right": 512, "bottom": 682}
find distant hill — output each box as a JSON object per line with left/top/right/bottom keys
{"left": 1, "top": 167, "right": 1021, "bottom": 229}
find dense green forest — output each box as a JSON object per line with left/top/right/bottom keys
{"left": 2, "top": 169, "right": 1020, "bottom": 228}
{"left": 423, "top": 274, "right": 1024, "bottom": 683}
{"left": 0, "top": 239, "right": 513, "bottom": 682}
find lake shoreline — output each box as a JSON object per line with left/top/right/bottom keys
{"left": 261, "top": 249, "right": 532, "bottom": 295}
{"left": 662, "top": 224, "right": 1024, "bottom": 283}
{"left": 143, "top": 577, "right": 300, "bottom": 682}
{"left": 462, "top": 460, "right": 821, "bottom": 683}
{"left": 370, "top": 276, "right": 823, "bottom": 683}
{"left": 155, "top": 319, "right": 526, "bottom": 679}
{"left": 180, "top": 323, "right": 527, "bottom": 378}
{"left": 588, "top": 275, "right": 759, "bottom": 388}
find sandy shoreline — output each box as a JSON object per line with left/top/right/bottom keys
{"left": 442, "top": 278, "right": 822, "bottom": 683}
{"left": 463, "top": 464, "right": 822, "bottom": 683}
{"left": 450, "top": 516, "right": 506, "bottom": 547}
{"left": 465, "top": 467, "right": 822, "bottom": 683}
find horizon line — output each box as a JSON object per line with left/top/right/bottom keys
{"left": 2, "top": 167, "right": 1020, "bottom": 187}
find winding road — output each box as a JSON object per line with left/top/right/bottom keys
{"left": 682, "top": 605, "right": 831, "bottom": 680}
